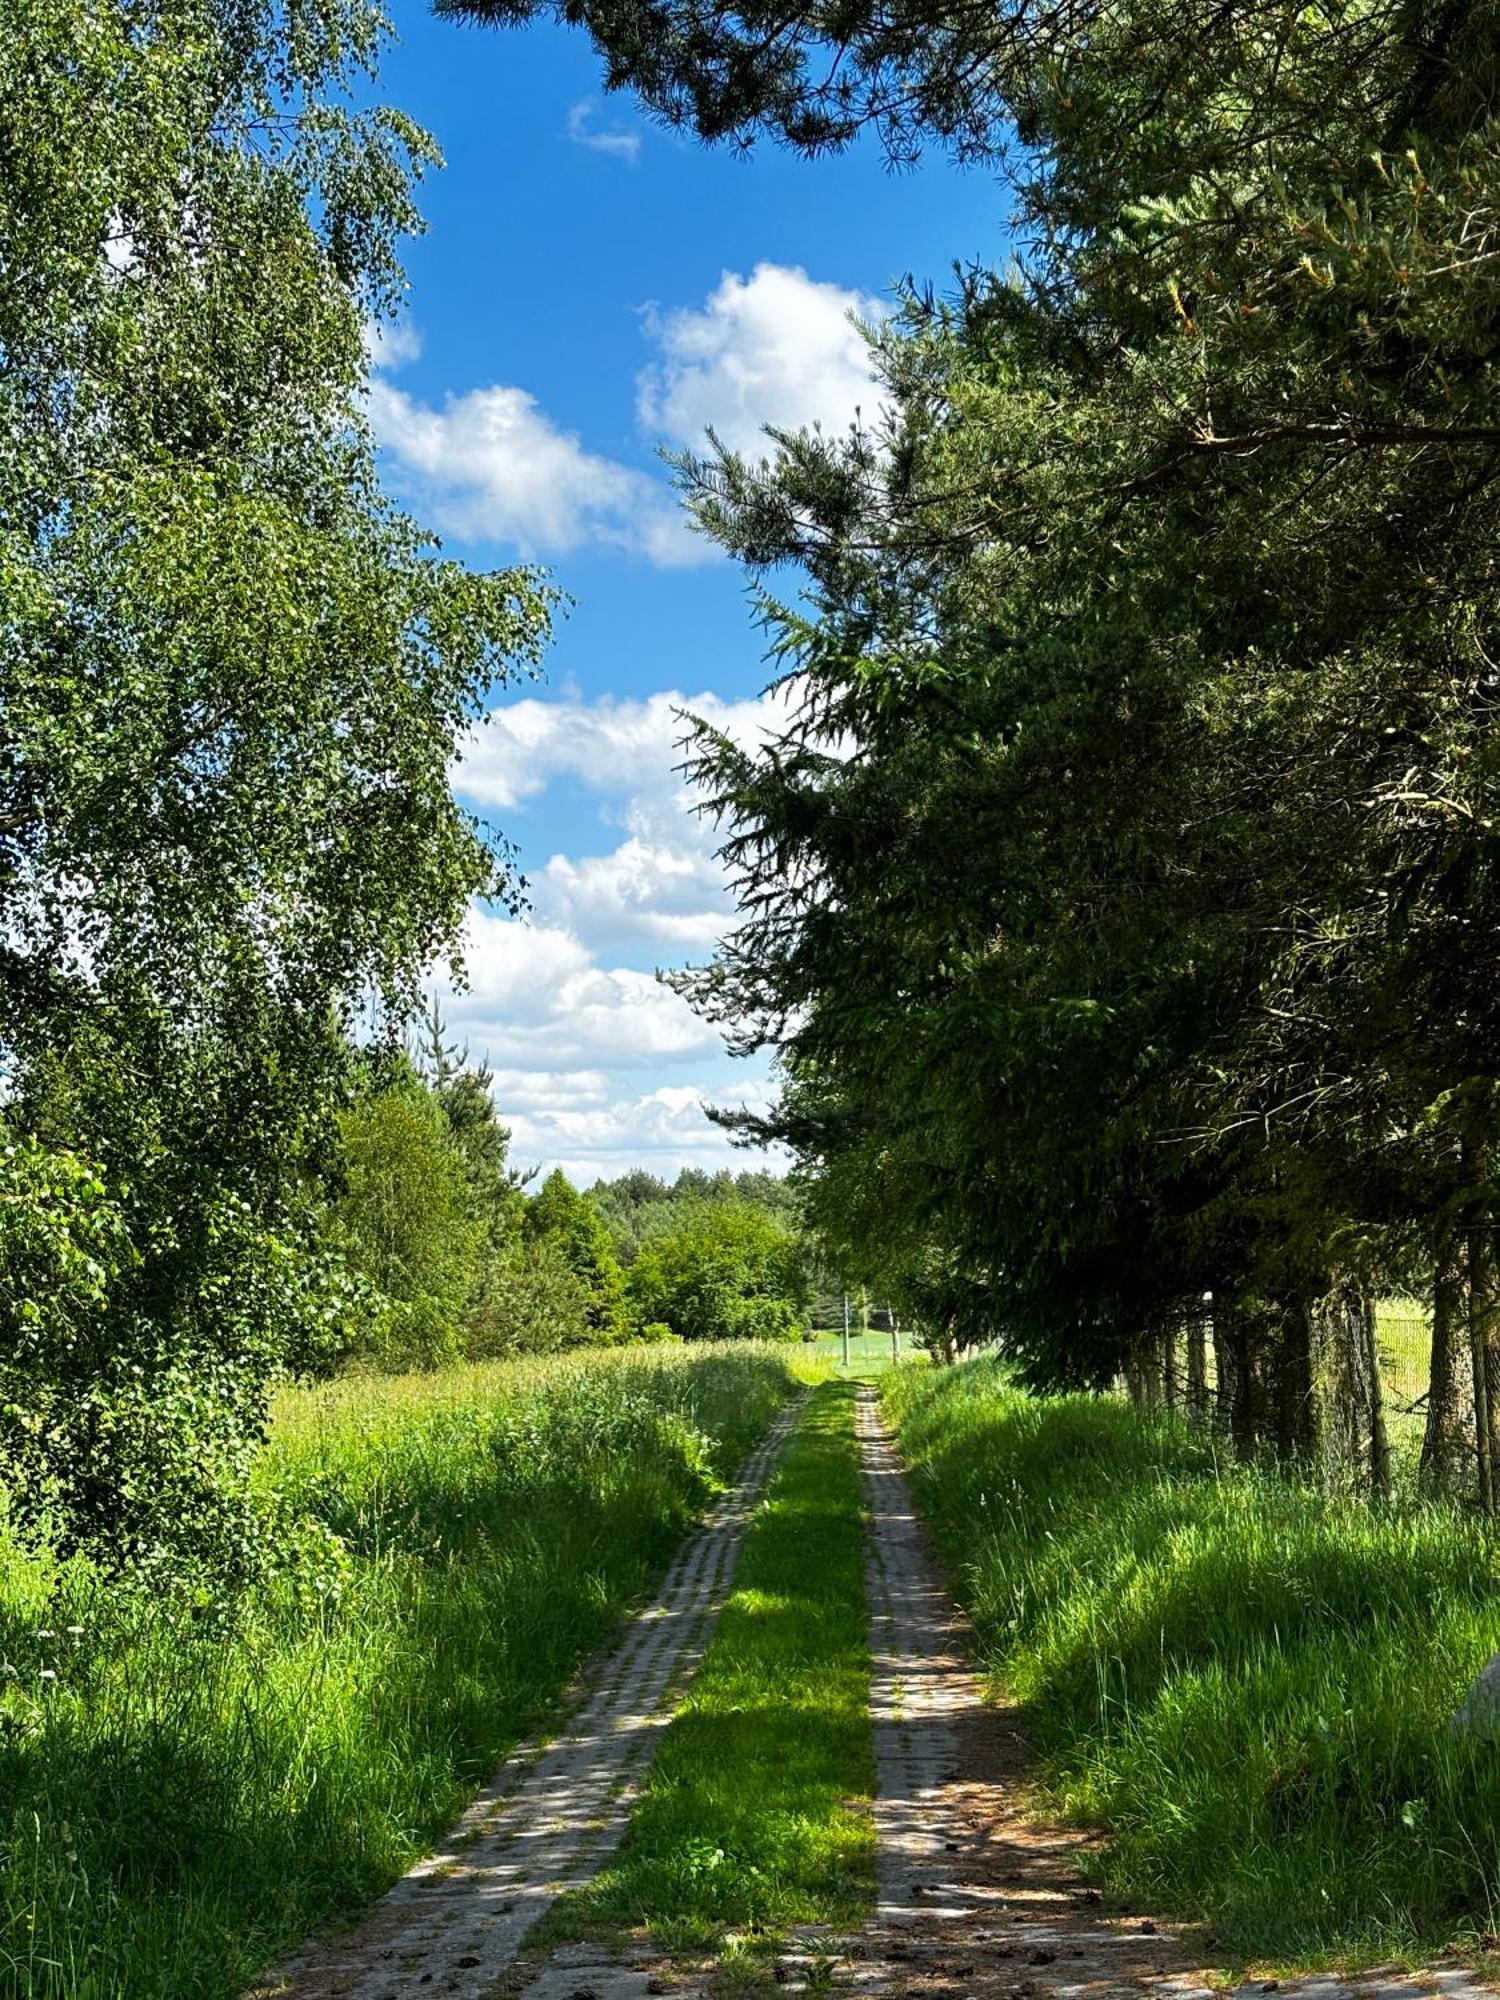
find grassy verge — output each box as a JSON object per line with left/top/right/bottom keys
{"left": 884, "top": 1357, "right": 1500, "bottom": 1968}
{"left": 0, "top": 1344, "right": 801, "bottom": 2000}
{"left": 554, "top": 1378, "right": 874, "bottom": 1950}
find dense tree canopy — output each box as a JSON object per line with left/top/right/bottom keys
{"left": 445, "top": 0, "right": 1500, "bottom": 1492}
{"left": 0, "top": 0, "right": 551, "bottom": 1567}
{"left": 626, "top": 1199, "right": 810, "bottom": 1342}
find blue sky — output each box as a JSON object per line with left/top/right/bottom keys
{"left": 370, "top": 3, "right": 1008, "bottom": 1182}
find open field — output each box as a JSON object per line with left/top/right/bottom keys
{"left": 0, "top": 1345, "right": 802, "bottom": 2000}
{"left": 884, "top": 1357, "right": 1500, "bottom": 1967}
{"left": 802, "top": 1327, "right": 913, "bottom": 1375}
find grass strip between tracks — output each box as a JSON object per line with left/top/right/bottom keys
{"left": 551, "top": 1376, "right": 874, "bottom": 1951}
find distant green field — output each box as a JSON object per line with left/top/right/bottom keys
{"left": 803, "top": 1326, "right": 917, "bottom": 1374}
{"left": 1377, "top": 1298, "right": 1430, "bottom": 1411}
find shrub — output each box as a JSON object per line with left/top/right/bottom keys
{"left": 0, "top": 1125, "right": 347, "bottom": 1583}
{"left": 627, "top": 1200, "right": 809, "bottom": 1342}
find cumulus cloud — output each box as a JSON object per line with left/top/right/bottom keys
{"left": 366, "top": 377, "right": 702, "bottom": 564}
{"left": 502, "top": 1076, "right": 781, "bottom": 1185}
{"left": 429, "top": 687, "right": 804, "bottom": 1175}
{"left": 441, "top": 907, "right": 722, "bottom": 1070}
{"left": 638, "top": 262, "right": 888, "bottom": 458}
{"left": 367, "top": 263, "right": 889, "bottom": 567}
{"left": 457, "top": 686, "right": 800, "bottom": 813}
{"left": 539, "top": 838, "right": 729, "bottom": 955}
{"left": 565, "top": 100, "right": 641, "bottom": 164}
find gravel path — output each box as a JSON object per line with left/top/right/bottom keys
{"left": 254, "top": 1377, "right": 1500, "bottom": 2000}
{"left": 247, "top": 1395, "right": 803, "bottom": 2000}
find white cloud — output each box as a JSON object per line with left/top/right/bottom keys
{"left": 505, "top": 1078, "right": 781, "bottom": 1185}
{"left": 443, "top": 907, "right": 722, "bottom": 1069}
{"left": 430, "top": 687, "right": 804, "bottom": 1177}
{"left": 453, "top": 683, "right": 815, "bottom": 959}
{"left": 540, "top": 838, "right": 729, "bottom": 954}
{"left": 367, "top": 377, "right": 703, "bottom": 564}
{"left": 565, "top": 100, "right": 641, "bottom": 165}
{"left": 366, "top": 262, "right": 889, "bottom": 567}
{"left": 457, "top": 686, "right": 799, "bottom": 812}
{"left": 638, "top": 263, "right": 888, "bottom": 458}
{"left": 364, "top": 317, "right": 422, "bottom": 369}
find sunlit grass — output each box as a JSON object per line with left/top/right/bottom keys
{"left": 885, "top": 1357, "right": 1500, "bottom": 1968}
{"left": 554, "top": 1378, "right": 875, "bottom": 1948}
{"left": 0, "top": 1343, "right": 802, "bottom": 2000}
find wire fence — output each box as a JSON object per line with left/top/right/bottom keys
{"left": 1376, "top": 1299, "right": 1431, "bottom": 1414}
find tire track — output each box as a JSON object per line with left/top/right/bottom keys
{"left": 849, "top": 1383, "right": 1498, "bottom": 2000}
{"left": 248, "top": 1395, "right": 803, "bottom": 2000}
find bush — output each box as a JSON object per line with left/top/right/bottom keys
{"left": 627, "top": 1199, "right": 809, "bottom": 1343}
{"left": 0, "top": 1126, "right": 349, "bottom": 1583}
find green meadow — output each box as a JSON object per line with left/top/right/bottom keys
{"left": 0, "top": 1345, "right": 800, "bottom": 2000}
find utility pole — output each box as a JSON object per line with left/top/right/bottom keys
{"left": 841, "top": 1293, "right": 850, "bottom": 1370}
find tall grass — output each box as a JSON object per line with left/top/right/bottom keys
{"left": 885, "top": 1358, "right": 1500, "bottom": 1966}
{"left": 0, "top": 1344, "right": 801, "bottom": 2000}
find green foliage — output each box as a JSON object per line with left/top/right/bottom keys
{"left": 414, "top": 1001, "right": 527, "bottom": 1254}
{"left": 591, "top": 1166, "right": 803, "bottom": 1264}
{"left": 887, "top": 1361, "right": 1500, "bottom": 1960}
{"left": 328, "top": 1082, "right": 487, "bottom": 1371}
{"left": 0, "top": 1345, "right": 800, "bottom": 1999}
{"left": 524, "top": 1169, "right": 630, "bottom": 1340}
{"left": 559, "top": 1381, "right": 872, "bottom": 1941}
{"left": 473, "top": 1236, "right": 596, "bottom": 1356}
{"left": 0, "top": 0, "right": 551, "bottom": 1564}
{"left": 627, "top": 1200, "right": 810, "bottom": 1343}
{"left": 0, "top": 1119, "right": 363, "bottom": 1582}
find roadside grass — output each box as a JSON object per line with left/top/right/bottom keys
{"left": 885, "top": 1357, "right": 1500, "bottom": 1969}
{"left": 0, "top": 1344, "right": 801, "bottom": 2000}
{"left": 551, "top": 1378, "right": 874, "bottom": 1951}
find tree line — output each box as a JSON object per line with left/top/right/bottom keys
{"left": 331, "top": 1024, "right": 813, "bottom": 1369}
{"left": 441, "top": 0, "right": 1500, "bottom": 1498}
